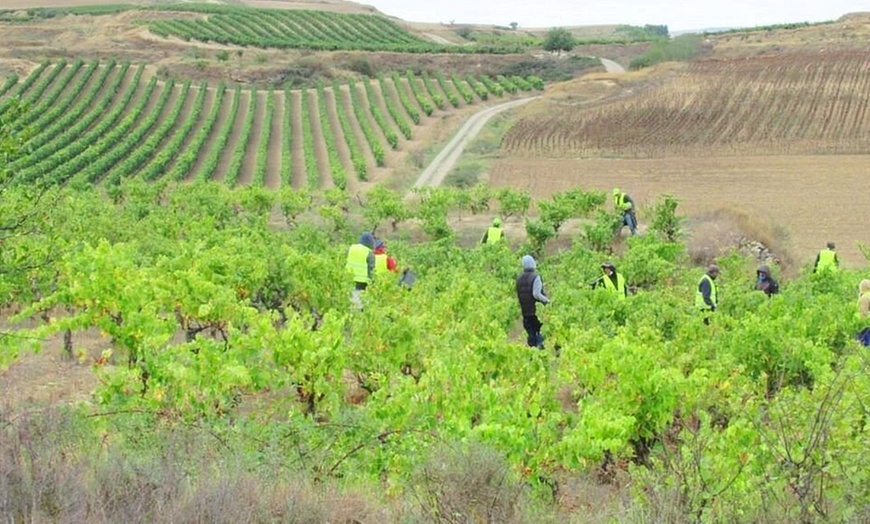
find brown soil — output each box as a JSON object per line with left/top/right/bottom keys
{"left": 491, "top": 155, "right": 869, "bottom": 268}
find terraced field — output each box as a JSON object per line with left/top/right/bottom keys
{"left": 0, "top": 61, "right": 542, "bottom": 189}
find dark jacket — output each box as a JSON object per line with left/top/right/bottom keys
{"left": 754, "top": 264, "right": 779, "bottom": 296}
{"left": 516, "top": 255, "right": 549, "bottom": 316}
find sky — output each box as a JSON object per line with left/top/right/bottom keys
{"left": 360, "top": 0, "right": 869, "bottom": 32}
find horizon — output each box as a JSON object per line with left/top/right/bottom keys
{"left": 361, "top": 0, "right": 867, "bottom": 32}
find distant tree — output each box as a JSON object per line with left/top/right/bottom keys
{"left": 509, "top": 22, "right": 518, "bottom": 30}
{"left": 644, "top": 24, "right": 670, "bottom": 37}
{"left": 543, "top": 27, "right": 575, "bottom": 55}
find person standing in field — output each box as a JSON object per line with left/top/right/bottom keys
{"left": 612, "top": 188, "right": 637, "bottom": 235}
{"left": 373, "top": 239, "right": 398, "bottom": 276}
{"left": 481, "top": 217, "right": 505, "bottom": 245}
{"left": 696, "top": 264, "right": 719, "bottom": 324}
{"left": 813, "top": 242, "right": 839, "bottom": 273}
{"left": 754, "top": 264, "right": 780, "bottom": 297}
{"left": 346, "top": 232, "right": 375, "bottom": 309}
{"left": 594, "top": 261, "right": 628, "bottom": 298}
{"left": 516, "top": 254, "right": 550, "bottom": 349}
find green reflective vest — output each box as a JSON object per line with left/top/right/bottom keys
{"left": 486, "top": 226, "right": 503, "bottom": 244}
{"left": 614, "top": 192, "right": 632, "bottom": 212}
{"left": 375, "top": 253, "right": 389, "bottom": 275}
{"left": 695, "top": 274, "right": 718, "bottom": 310}
{"left": 816, "top": 249, "right": 838, "bottom": 273}
{"left": 601, "top": 272, "right": 626, "bottom": 298}
{"left": 346, "top": 244, "right": 371, "bottom": 284}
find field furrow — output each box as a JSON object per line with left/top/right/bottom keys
{"left": 214, "top": 89, "right": 250, "bottom": 183}
{"left": 265, "top": 91, "right": 284, "bottom": 190}
{"left": 288, "top": 90, "right": 306, "bottom": 189}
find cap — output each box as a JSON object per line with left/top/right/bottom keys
{"left": 492, "top": 217, "right": 501, "bottom": 227}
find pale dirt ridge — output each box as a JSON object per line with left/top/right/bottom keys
{"left": 412, "top": 97, "right": 539, "bottom": 189}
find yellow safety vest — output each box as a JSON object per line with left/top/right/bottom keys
{"left": 375, "top": 253, "right": 389, "bottom": 275}
{"left": 695, "top": 274, "right": 717, "bottom": 310}
{"left": 816, "top": 249, "right": 838, "bottom": 273}
{"left": 346, "top": 244, "right": 371, "bottom": 284}
{"left": 486, "top": 226, "right": 503, "bottom": 244}
{"left": 614, "top": 193, "right": 631, "bottom": 212}
{"left": 601, "top": 272, "right": 626, "bottom": 298}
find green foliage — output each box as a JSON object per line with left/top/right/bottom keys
{"left": 361, "top": 184, "right": 410, "bottom": 233}
{"left": 3, "top": 183, "right": 870, "bottom": 520}
{"left": 542, "top": 27, "right": 576, "bottom": 54}
{"left": 629, "top": 34, "right": 705, "bottom": 70}
{"left": 649, "top": 193, "right": 683, "bottom": 242}
{"left": 496, "top": 187, "right": 531, "bottom": 219}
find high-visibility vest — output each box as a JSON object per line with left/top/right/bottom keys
{"left": 375, "top": 253, "right": 389, "bottom": 275}
{"left": 695, "top": 274, "right": 718, "bottom": 310}
{"left": 486, "top": 226, "right": 503, "bottom": 244}
{"left": 601, "top": 272, "right": 626, "bottom": 298}
{"left": 346, "top": 244, "right": 371, "bottom": 284}
{"left": 614, "top": 192, "right": 632, "bottom": 212}
{"left": 816, "top": 249, "right": 838, "bottom": 272}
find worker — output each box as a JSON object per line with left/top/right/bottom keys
{"left": 612, "top": 188, "right": 637, "bottom": 235}
{"left": 373, "top": 239, "right": 398, "bottom": 275}
{"left": 813, "top": 242, "right": 839, "bottom": 273}
{"left": 516, "top": 254, "right": 550, "bottom": 349}
{"left": 346, "top": 232, "right": 375, "bottom": 309}
{"left": 594, "top": 261, "right": 627, "bottom": 298}
{"left": 481, "top": 217, "right": 505, "bottom": 245}
{"left": 695, "top": 264, "right": 719, "bottom": 324}
{"left": 754, "top": 264, "right": 780, "bottom": 297}
{"left": 857, "top": 279, "right": 870, "bottom": 346}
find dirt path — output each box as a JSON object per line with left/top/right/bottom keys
{"left": 265, "top": 91, "right": 284, "bottom": 190}
{"left": 599, "top": 57, "right": 626, "bottom": 74}
{"left": 412, "top": 96, "right": 539, "bottom": 189}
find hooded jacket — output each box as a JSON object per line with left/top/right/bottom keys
{"left": 858, "top": 279, "right": 870, "bottom": 319}
{"left": 754, "top": 264, "right": 780, "bottom": 296}
{"left": 516, "top": 255, "right": 549, "bottom": 316}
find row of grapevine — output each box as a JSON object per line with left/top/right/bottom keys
{"left": 0, "top": 75, "right": 17, "bottom": 97}
{"left": 140, "top": 81, "right": 210, "bottom": 182}
{"left": 6, "top": 60, "right": 543, "bottom": 189}
{"left": 253, "top": 90, "right": 275, "bottom": 187}
{"left": 143, "top": 5, "right": 530, "bottom": 54}
{"left": 347, "top": 79, "right": 385, "bottom": 168}
{"left": 168, "top": 84, "right": 226, "bottom": 182}
{"left": 315, "top": 84, "right": 348, "bottom": 189}
{"left": 195, "top": 86, "right": 240, "bottom": 182}
{"left": 331, "top": 81, "right": 366, "bottom": 182}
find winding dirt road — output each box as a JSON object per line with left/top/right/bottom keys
{"left": 412, "top": 96, "right": 539, "bottom": 188}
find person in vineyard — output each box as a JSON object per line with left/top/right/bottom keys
{"left": 516, "top": 254, "right": 550, "bottom": 349}
{"left": 346, "top": 232, "right": 375, "bottom": 309}
{"left": 481, "top": 217, "right": 505, "bottom": 245}
{"left": 612, "top": 188, "right": 637, "bottom": 235}
{"left": 754, "top": 264, "right": 780, "bottom": 297}
{"left": 856, "top": 279, "right": 870, "bottom": 346}
{"left": 695, "top": 264, "right": 719, "bottom": 324}
{"left": 593, "top": 261, "right": 627, "bottom": 298}
{"left": 373, "top": 239, "right": 398, "bottom": 275}
{"left": 813, "top": 242, "right": 839, "bottom": 273}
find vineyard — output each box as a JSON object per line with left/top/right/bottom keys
{"left": 0, "top": 60, "right": 542, "bottom": 190}
{"left": 503, "top": 49, "right": 870, "bottom": 158}
{"left": 0, "top": 182, "right": 869, "bottom": 521}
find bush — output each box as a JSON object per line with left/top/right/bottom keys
{"left": 412, "top": 443, "right": 525, "bottom": 523}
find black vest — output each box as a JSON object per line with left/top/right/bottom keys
{"left": 516, "top": 270, "right": 538, "bottom": 316}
